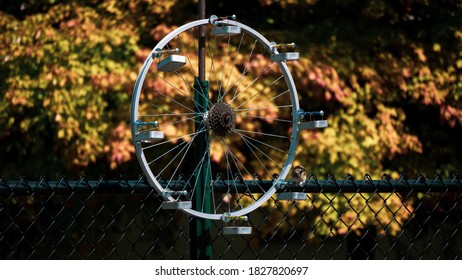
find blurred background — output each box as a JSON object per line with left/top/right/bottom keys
{"left": 1, "top": 0, "right": 461, "bottom": 180}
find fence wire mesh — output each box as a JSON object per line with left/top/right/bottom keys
{"left": 0, "top": 174, "right": 461, "bottom": 259}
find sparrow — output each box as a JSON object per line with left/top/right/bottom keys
{"left": 291, "top": 165, "right": 307, "bottom": 184}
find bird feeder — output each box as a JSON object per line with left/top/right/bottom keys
{"left": 153, "top": 48, "right": 186, "bottom": 72}
{"left": 134, "top": 120, "right": 164, "bottom": 143}
{"left": 275, "top": 180, "right": 307, "bottom": 201}
{"left": 210, "top": 15, "right": 241, "bottom": 36}
{"left": 161, "top": 189, "right": 192, "bottom": 210}
{"left": 297, "top": 109, "right": 328, "bottom": 131}
{"left": 134, "top": 131, "right": 164, "bottom": 144}
{"left": 270, "top": 42, "right": 300, "bottom": 62}
{"left": 221, "top": 212, "right": 252, "bottom": 235}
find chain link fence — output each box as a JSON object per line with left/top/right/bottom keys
{"left": 1, "top": 174, "right": 461, "bottom": 259}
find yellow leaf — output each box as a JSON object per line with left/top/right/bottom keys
{"left": 456, "top": 59, "right": 462, "bottom": 69}
{"left": 415, "top": 47, "right": 427, "bottom": 62}
{"left": 57, "top": 129, "right": 65, "bottom": 139}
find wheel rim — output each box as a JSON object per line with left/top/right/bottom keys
{"left": 131, "top": 18, "right": 300, "bottom": 220}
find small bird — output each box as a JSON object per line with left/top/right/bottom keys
{"left": 291, "top": 165, "right": 307, "bottom": 184}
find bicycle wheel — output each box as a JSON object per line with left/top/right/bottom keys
{"left": 131, "top": 16, "right": 300, "bottom": 220}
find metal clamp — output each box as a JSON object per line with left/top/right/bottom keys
{"left": 134, "top": 131, "right": 164, "bottom": 143}
{"left": 271, "top": 42, "right": 296, "bottom": 52}
{"left": 151, "top": 48, "right": 186, "bottom": 72}
{"left": 134, "top": 120, "right": 164, "bottom": 143}
{"left": 210, "top": 15, "right": 240, "bottom": 36}
{"left": 297, "top": 109, "right": 328, "bottom": 131}
{"left": 152, "top": 48, "right": 180, "bottom": 59}
{"left": 210, "top": 15, "right": 237, "bottom": 26}
{"left": 161, "top": 189, "right": 188, "bottom": 199}
{"left": 270, "top": 42, "right": 299, "bottom": 62}
{"left": 135, "top": 119, "right": 159, "bottom": 130}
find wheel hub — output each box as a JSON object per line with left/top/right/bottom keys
{"left": 206, "top": 102, "right": 235, "bottom": 137}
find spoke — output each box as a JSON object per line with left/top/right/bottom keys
{"left": 189, "top": 154, "right": 206, "bottom": 209}
{"left": 217, "top": 137, "right": 234, "bottom": 212}
{"left": 237, "top": 114, "right": 293, "bottom": 123}
{"left": 211, "top": 133, "right": 252, "bottom": 213}
{"left": 140, "top": 101, "right": 199, "bottom": 131}
{"left": 225, "top": 39, "right": 259, "bottom": 100}
{"left": 137, "top": 100, "right": 194, "bottom": 134}
{"left": 143, "top": 91, "right": 194, "bottom": 114}
{"left": 139, "top": 112, "right": 197, "bottom": 117}
{"left": 201, "top": 135, "right": 219, "bottom": 213}
{"left": 220, "top": 32, "right": 245, "bottom": 103}
{"left": 171, "top": 29, "right": 209, "bottom": 108}
{"left": 207, "top": 35, "right": 219, "bottom": 93}
{"left": 137, "top": 111, "right": 198, "bottom": 133}
{"left": 152, "top": 128, "right": 205, "bottom": 177}
{"left": 187, "top": 135, "right": 214, "bottom": 212}
{"left": 156, "top": 114, "right": 198, "bottom": 131}
{"left": 183, "top": 147, "right": 208, "bottom": 194}
{"left": 175, "top": 65, "right": 214, "bottom": 108}
{"left": 215, "top": 137, "right": 233, "bottom": 182}
{"left": 152, "top": 72, "right": 207, "bottom": 112}
{"left": 236, "top": 104, "right": 292, "bottom": 113}
{"left": 229, "top": 62, "right": 275, "bottom": 105}
{"left": 220, "top": 139, "right": 239, "bottom": 212}
{"left": 233, "top": 128, "right": 290, "bottom": 139}
{"left": 182, "top": 31, "right": 197, "bottom": 80}
{"left": 164, "top": 130, "right": 201, "bottom": 190}
{"left": 227, "top": 147, "right": 262, "bottom": 202}
{"left": 164, "top": 42, "right": 195, "bottom": 103}
{"left": 237, "top": 130, "right": 286, "bottom": 174}
{"left": 236, "top": 132, "right": 273, "bottom": 178}
{"left": 218, "top": 137, "right": 253, "bottom": 209}
{"left": 202, "top": 144, "right": 214, "bottom": 213}
{"left": 227, "top": 148, "right": 253, "bottom": 181}
{"left": 175, "top": 67, "right": 214, "bottom": 108}
{"left": 234, "top": 89, "right": 291, "bottom": 114}
{"left": 142, "top": 130, "right": 204, "bottom": 151}
{"left": 234, "top": 72, "right": 282, "bottom": 110}
{"left": 208, "top": 141, "right": 216, "bottom": 214}
{"left": 238, "top": 133, "right": 288, "bottom": 154}
{"left": 187, "top": 27, "right": 210, "bottom": 107}
{"left": 215, "top": 135, "right": 254, "bottom": 182}
{"left": 217, "top": 35, "right": 232, "bottom": 101}
{"left": 149, "top": 139, "right": 189, "bottom": 168}
{"left": 219, "top": 138, "right": 233, "bottom": 181}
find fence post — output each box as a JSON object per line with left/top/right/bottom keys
{"left": 190, "top": 0, "right": 212, "bottom": 260}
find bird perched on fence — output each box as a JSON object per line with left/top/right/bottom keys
{"left": 291, "top": 165, "right": 307, "bottom": 185}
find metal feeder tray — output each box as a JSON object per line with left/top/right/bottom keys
{"left": 134, "top": 131, "right": 164, "bottom": 143}
{"left": 222, "top": 226, "right": 252, "bottom": 235}
{"left": 298, "top": 120, "right": 328, "bottom": 131}
{"left": 212, "top": 26, "right": 241, "bottom": 36}
{"left": 157, "top": 55, "right": 186, "bottom": 72}
{"left": 270, "top": 52, "right": 300, "bottom": 62}
{"left": 162, "top": 201, "right": 192, "bottom": 210}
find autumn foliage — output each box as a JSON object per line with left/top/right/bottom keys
{"left": 1, "top": 0, "right": 461, "bottom": 237}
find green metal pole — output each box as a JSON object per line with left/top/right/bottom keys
{"left": 190, "top": 0, "right": 212, "bottom": 260}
